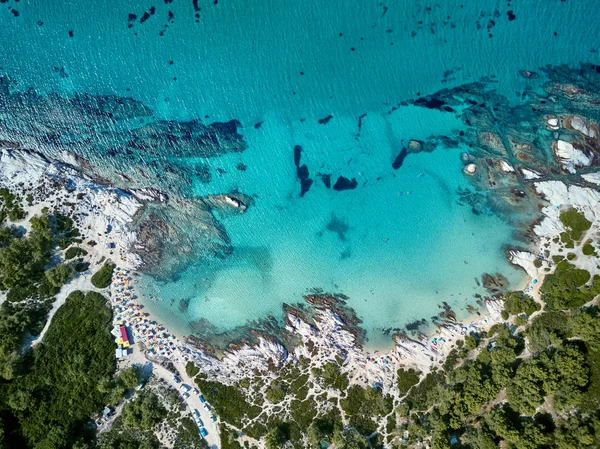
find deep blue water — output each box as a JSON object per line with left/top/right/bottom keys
{"left": 1, "top": 0, "right": 599, "bottom": 347}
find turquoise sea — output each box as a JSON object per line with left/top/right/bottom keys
{"left": 1, "top": 0, "right": 599, "bottom": 348}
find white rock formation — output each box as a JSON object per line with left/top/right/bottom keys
{"left": 0, "top": 148, "right": 143, "bottom": 268}
{"left": 521, "top": 168, "right": 542, "bottom": 180}
{"left": 569, "top": 115, "right": 599, "bottom": 139}
{"left": 499, "top": 160, "right": 515, "bottom": 173}
{"left": 547, "top": 117, "right": 559, "bottom": 130}
{"left": 509, "top": 250, "right": 540, "bottom": 280}
{"left": 582, "top": 172, "right": 600, "bottom": 186}
{"left": 554, "top": 140, "right": 593, "bottom": 173}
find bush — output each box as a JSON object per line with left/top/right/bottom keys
{"left": 194, "top": 376, "right": 261, "bottom": 427}
{"left": 583, "top": 242, "right": 597, "bottom": 256}
{"left": 65, "top": 246, "right": 87, "bottom": 260}
{"left": 560, "top": 208, "right": 591, "bottom": 243}
{"left": 122, "top": 392, "right": 167, "bottom": 430}
{"left": 185, "top": 361, "right": 200, "bottom": 378}
{"left": 340, "top": 385, "right": 392, "bottom": 436}
{"left": 465, "top": 334, "right": 479, "bottom": 350}
{"left": 526, "top": 311, "right": 571, "bottom": 353}
{"left": 514, "top": 315, "right": 527, "bottom": 327}
{"left": 74, "top": 261, "right": 90, "bottom": 273}
{"left": 314, "top": 361, "right": 348, "bottom": 390}
{"left": 503, "top": 291, "right": 541, "bottom": 316}
{"left": 265, "top": 382, "right": 286, "bottom": 404}
{"left": 91, "top": 262, "right": 115, "bottom": 289}
{"left": 120, "top": 366, "right": 142, "bottom": 389}
{"left": 541, "top": 261, "right": 600, "bottom": 310}
{"left": 397, "top": 368, "right": 421, "bottom": 396}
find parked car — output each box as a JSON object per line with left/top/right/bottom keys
{"left": 200, "top": 427, "right": 208, "bottom": 437}
{"left": 193, "top": 388, "right": 200, "bottom": 395}
{"left": 196, "top": 417, "right": 204, "bottom": 427}
{"left": 173, "top": 376, "right": 181, "bottom": 384}
{"left": 180, "top": 384, "right": 192, "bottom": 392}
{"left": 183, "top": 392, "right": 190, "bottom": 399}
{"left": 210, "top": 414, "right": 217, "bottom": 423}
{"left": 192, "top": 409, "right": 200, "bottom": 418}
{"left": 199, "top": 395, "right": 206, "bottom": 403}
{"left": 203, "top": 403, "right": 210, "bottom": 411}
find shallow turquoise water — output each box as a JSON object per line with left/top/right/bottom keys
{"left": 1, "top": 0, "right": 599, "bottom": 347}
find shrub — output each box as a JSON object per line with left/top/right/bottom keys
{"left": 560, "top": 208, "right": 591, "bottom": 248}
{"left": 265, "top": 382, "right": 286, "bottom": 403}
{"left": 65, "top": 246, "right": 87, "bottom": 260}
{"left": 514, "top": 315, "right": 527, "bottom": 327}
{"left": 583, "top": 242, "right": 597, "bottom": 256}
{"left": 122, "top": 391, "right": 167, "bottom": 430}
{"left": 91, "top": 262, "right": 115, "bottom": 289}
{"left": 541, "top": 261, "right": 600, "bottom": 310}
{"left": 120, "top": 366, "right": 143, "bottom": 389}
{"left": 314, "top": 361, "right": 348, "bottom": 390}
{"left": 74, "top": 261, "right": 90, "bottom": 273}
{"left": 341, "top": 385, "right": 392, "bottom": 436}
{"left": 185, "top": 361, "right": 200, "bottom": 378}
{"left": 503, "top": 291, "right": 541, "bottom": 316}
{"left": 465, "top": 334, "right": 479, "bottom": 350}
{"left": 194, "top": 376, "right": 261, "bottom": 427}
{"left": 397, "top": 368, "right": 421, "bottom": 395}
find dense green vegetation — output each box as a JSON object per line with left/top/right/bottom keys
{"left": 341, "top": 385, "right": 393, "bottom": 436}
{"left": 0, "top": 212, "right": 85, "bottom": 380}
{"left": 397, "top": 368, "right": 421, "bottom": 396}
{"left": 0, "top": 188, "right": 26, "bottom": 223}
{"left": 559, "top": 208, "right": 591, "bottom": 247}
{"left": 313, "top": 361, "right": 349, "bottom": 390}
{"left": 65, "top": 246, "right": 88, "bottom": 260}
{"left": 92, "top": 261, "right": 116, "bottom": 289}
{"left": 541, "top": 261, "right": 600, "bottom": 310}
{"left": 501, "top": 291, "right": 541, "bottom": 318}
{"left": 400, "top": 305, "right": 600, "bottom": 449}
{"left": 185, "top": 361, "right": 200, "bottom": 378}
{"left": 194, "top": 374, "right": 261, "bottom": 428}
{"left": 122, "top": 391, "right": 167, "bottom": 430}
{"left": 1, "top": 290, "right": 116, "bottom": 448}
{"left": 583, "top": 241, "right": 597, "bottom": 256}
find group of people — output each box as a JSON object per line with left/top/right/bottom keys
{"left": 110, "top": 268, "right": 182, "bottom": 361}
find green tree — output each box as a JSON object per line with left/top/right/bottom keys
{"left": 91, "top": 262, "right": 115, "bottom": 289}
{"left": 122, "top": 392, "right": 167, "bottom": 430}
{"left": 119, "top": 366, "right": 142, "bottom": 389}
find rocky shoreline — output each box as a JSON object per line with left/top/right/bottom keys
{"left": 1, "top": 110, "right": 599, "bottom": 399}
{"left": 2, "top": 65, "right": 600, "bottom": 447}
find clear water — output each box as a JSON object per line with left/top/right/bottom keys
{"left": 2, "top": 0, "right": 599, "bottom": 347}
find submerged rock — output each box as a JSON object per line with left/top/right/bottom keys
{"left": 292, "top": 145, "right": 313, "bottom": 196}
{"left": 391, "top": 147, "right": 409, "bottom": 169}
{"left": 317, "top": 114, "right": 333, "bottom": 125}
{"left": 333, "top": 176, "right": 358, "bottom": 191}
